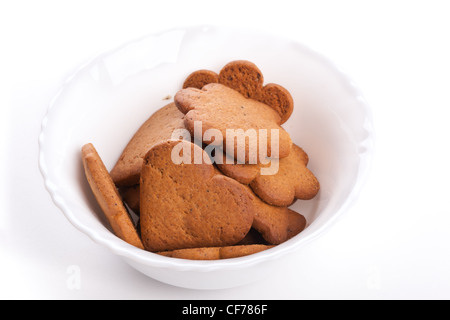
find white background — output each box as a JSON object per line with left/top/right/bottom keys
{"left": 1, "top": 0, "right": 450, "bottom": 299}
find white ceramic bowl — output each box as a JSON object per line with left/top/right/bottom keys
{"left": 39, "top": 25, "right": 374, "bottom": 290}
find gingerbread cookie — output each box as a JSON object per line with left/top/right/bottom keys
{"left": 110, "top": 102, "right": 186, "bottom": 187}
{"left": 140, "top": 140, "right": 254, "bottom": 252}
{"left": 117, "top": 164, "right": 308, "bottom": 245}
{"left": 217, "top": 144, "right": 320, "bottom": 207}
{"left": 158, "top": 244, "right": 274, "bottom": 260}
{"left": 236, "top": 228, "right": 268, "bottom": 245}
{"left": 174, "top": 83, "right": 292, "bottom": 163}
{"left": 218, "top": 60, "right": 264, "bottom": 99}
{"left": 183, "top": 69, "right": 219, "bottom": 89}
{"left": 158, "top": 247, "right": 220, "bottom": 260}
{"left": 81, "top": 143, "right": 144, "bottom": 250}
{"left": 220, "top": 244, "right": 275, "bottom": 259}
{"left": 258, "top": 83, "right": 294, "bottom": 125}
{"left": 248, "top": 185, "right": 307, "bottom": 244}
{"left": 119, "top": 184, "right": 140, "bottom": 215}
{"left": 183, "top": 60, "right": 294, "bottom": 124}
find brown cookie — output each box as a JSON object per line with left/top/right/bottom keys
{"left": 216, "top": 151, "right": 260, "bottom": 185}
{"left": 110, "top": 102, "right": 186, "bottom": 187}
{"left": 174, "top": 83, "right": 292, "bottom": 163}
{"left": 218, "top": 60, "right": 264, "bottom": 99}
{"left": 158, "top": 247, "right": 220, "bottom": 260}
{"left": 248, "top": 185, "right": 307, "bottom": 244}
{"left": 220, "top": 244, "right": 275, "bottom": 259}
{"left": 183, "top": 60, "right": 294, "bottom": 124}
{"left": 119, "top": 184, "right": 140, "bottom": 215}
{"left": 220, "top": 61, "right": 294, "bottom": 124}
{"left": 183, "top": 69, "right": 219, "bottom": 89}
{"left": 259, "top": 83, "right": 294, "bottom": 125}
{"left": 140, "top": 140, "right": 254, "bottom": 252}
{"left": 158, "top": 244, "right": 274, "bottom": 260}
{"left": 119, "top": 157, "right": 308, "bottom": 245}
{"left": 217, "top": 144, "right": 320, "bottom": 207}
{"left": 236, "top": 228, "right": 268, "bottom": 245}
{"left": 81, "top": 143, "right": 144, "bottom": 250}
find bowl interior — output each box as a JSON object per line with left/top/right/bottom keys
{"left": 39, "top": 25, "right": 373, "bottom": 269}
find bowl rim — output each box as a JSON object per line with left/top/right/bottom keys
{"left": 38, "top": 24, "right": 375, "bottom": 273}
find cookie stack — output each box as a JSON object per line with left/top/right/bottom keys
{"left": 81, "top": 60, "right": 320, "bottom": 260}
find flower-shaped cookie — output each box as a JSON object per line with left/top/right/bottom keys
{"left": 217, "top": 144, "right": 320, "bottom": 207}
{"left": 175, "top": 83, "right": 292, "bottom": 163}
{"left": 183, "top": 60, "right": 294, "bottom": 124}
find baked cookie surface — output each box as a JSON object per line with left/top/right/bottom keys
{"left": 158, "top": 244, "right": 274, "bottom": 260}
{"left": 110, "top": 103, "right": 186, "bottom": 187}
{"left": 140, "top": 140, "right": 254, "bottom": 252}
{"left": 217, "top": 144, "right": 320, "bottom": 206}
{"left": 183, "top": 69, "right": 219, "bottom": 89}
{"left": 175, "top": 83, "right": 292, "bottom": 163}
{"left": 184, "top": 60, "right": 294, "bottom": 124}
{"left": 81, "top": 143, "right": 144, "bottom": 249}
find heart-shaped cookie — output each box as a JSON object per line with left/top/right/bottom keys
{"left": 117, "top": 174, "right": 308, "bottom": 246}
{"left": 140, "top": 139, "right": 254, "bottom": 252}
